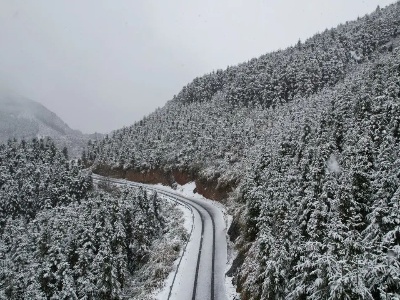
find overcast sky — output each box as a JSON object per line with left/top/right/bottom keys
{"left": 0, "top": 0, "right": 396, "bottom": 133}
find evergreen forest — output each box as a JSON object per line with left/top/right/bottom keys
{"left": 85, "top": 3, "right": 400, "bottom": 299}
{"left": 0, "top": 138, "right": 184, "bottom": 299}
{"left": 1, "top": 2, "right": 399, "bottom": 300}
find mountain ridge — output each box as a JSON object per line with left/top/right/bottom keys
{"left": 0, "top": 93, "right": 102, "bottom": 157}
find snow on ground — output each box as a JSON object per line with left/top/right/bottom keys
{"left": 174, "top": 182, "right": 239, "bottom": 299}
{"left": 224, "top": 213, "right": 239, "bottom": 300}
{"left": 155, "top": 197, "right": 194, "bottom": 300}
{"left": 153, "top": 181, "right": 240, "bottom": 300}
{"left": 94, "top": 175, "right": 240, "bottom": 299}
{"left": 154, "top": 190, "right": 204, "bottom": 300}
{"left": 159, "top": 193, "right": 193, "bottom": 236}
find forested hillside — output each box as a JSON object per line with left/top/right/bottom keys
{"left": 175, "top": 4, "right": 399, "bottom": 107}
{"left": 86, "top": 3, "right": 400, "bottom": 187}
{"left": 86, "top": 3, "right": 400, "bottom": 299}
{"left": 236, "top": 49, "right": 400, "bottom": 299}
{"left": 0, "top": 138, "right": 91, "bottom": 229}
{"left": 0, "top": 138, "right": 185, "bottom": 299}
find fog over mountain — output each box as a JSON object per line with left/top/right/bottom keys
{"left": 0, "top": 93, "right": 102, "bottom": 157}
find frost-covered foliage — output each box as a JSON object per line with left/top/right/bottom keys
{"left": 175, "top": 3, "right": 399, "bottom": 107}
{"left": 84, "top": 3, "right": 400, "bottom": 299}
{"left": 0, "top": 138, "right": 91, "bottom": 228}
{"left": 85, "top": 94, "right": 265, "bottom": 184}
{"left": 128, "top": 197, "right": 188, "bottom": 299}
{"left": 0, "top": 188, "right": 167, "bottom": 299}
{"left": 85, "top": 3, "right": 400, "bottom": 183}
{"left": 0, "top": 139, "right": 181, "bottom": 299}
{"left": 237, "top": 51, "right": 400, "bottom": 299}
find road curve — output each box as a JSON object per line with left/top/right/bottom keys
{"left": 92, "top": 175, "right": 228, "bottom": 300}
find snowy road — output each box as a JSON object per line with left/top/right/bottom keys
{"left": 92, "top": 175, "right": 229, "bottom": 300}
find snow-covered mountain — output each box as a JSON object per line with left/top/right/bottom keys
{"left": 0, "top": 94, "right": 102, "bottom": 157}
{"left": 86, "top": 2, "right": 400, "bottom": 299}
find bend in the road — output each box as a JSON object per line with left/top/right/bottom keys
{"left": 92, "top": 175, "right": 222, "bottom": 300}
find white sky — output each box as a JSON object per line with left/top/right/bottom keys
{"left": 0, "top": 0, "right": 396, "bottom": 133}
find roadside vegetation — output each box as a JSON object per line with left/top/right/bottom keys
{"left": 0, "top": 138, "right": 186, "bottom": 299}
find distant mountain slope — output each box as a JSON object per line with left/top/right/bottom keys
{"left": 0, "top": 94, "right": 102, "bottom": 156}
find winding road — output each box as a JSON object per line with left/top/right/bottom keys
{"left": 92, "top": 175, "right": 229, "bottom": 300}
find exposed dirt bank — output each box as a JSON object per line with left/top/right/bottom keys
{"left": 92, "top": 164, "right": 236, "bottom": 202}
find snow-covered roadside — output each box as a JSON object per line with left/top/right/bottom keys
{"left": 153, "top": 182, "right": 240, "bottom": 300}
{"left": 123, "top": 194, "right": 189, "bottom": 300}
{"left": 93, "top": 176, "right": 194, "bottom": 300}
{"left": 155, "top": 196, "right": 194, "bottom": 300}
{"left": 224, "top": 213, "right": 239, "bottom": 300}
{"left": 97, "top": 175, "right": 239, "bottom": 300}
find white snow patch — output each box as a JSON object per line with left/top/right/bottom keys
{"left": 350, "top": 50, "right": 362, "bottom": 61}
{"left": 154, "top": 197, "right": 194, "bottom": 300}
{"left": 176, "top": 182, "right": 198, "bottom": 198}
{"left": 327, "top": 154, "right": 340, "bottom": 174}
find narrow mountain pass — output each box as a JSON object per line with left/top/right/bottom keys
{"left": 92, "top": 174, "right": 229, "bottom": 300}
